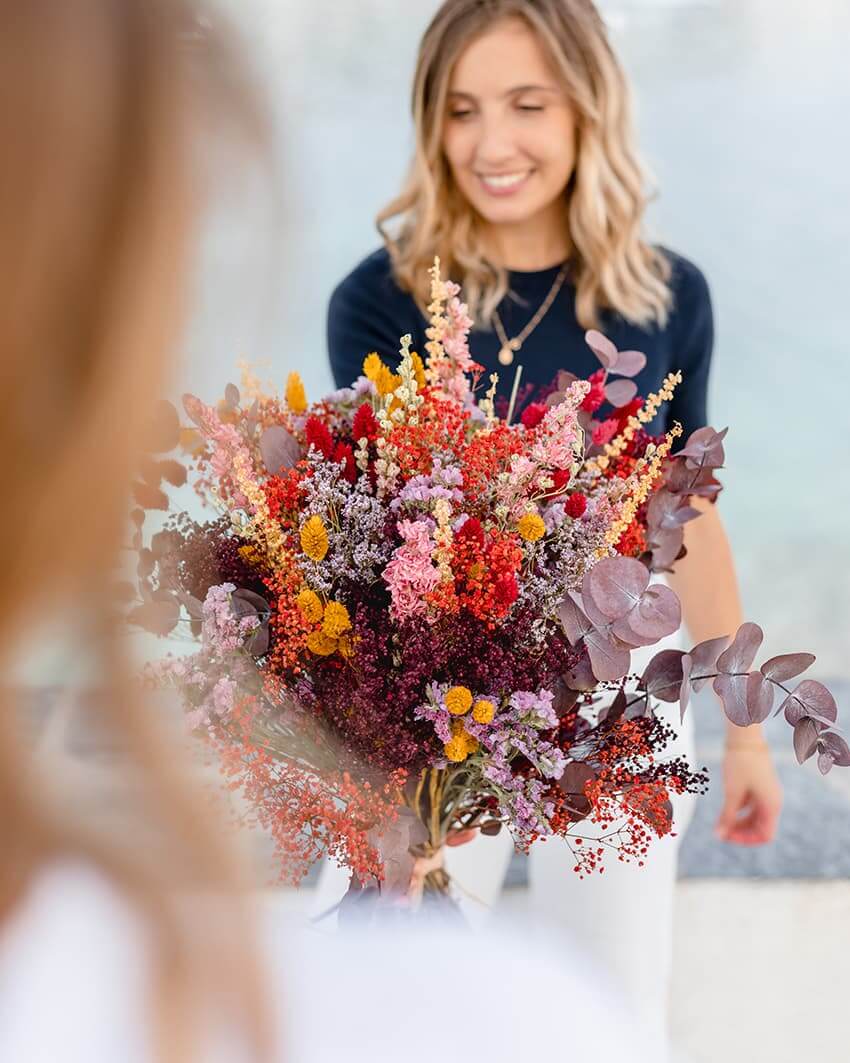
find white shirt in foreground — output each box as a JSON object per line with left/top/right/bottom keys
{"left": 0, "top": 862, "right": 650, "bottom": 1062}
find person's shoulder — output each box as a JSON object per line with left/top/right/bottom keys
{"left": 330, "top": 246, "right": 407, "bottom": 311}
{"left": 658, "top": 246, "right": 712, "bottom": 318}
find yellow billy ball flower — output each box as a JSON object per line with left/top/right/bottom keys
{"left": 306, "top": 630, "right": 338, "bottom": 656}
{"left": 300, "top": 515, "right": 329, "bottom": 561}
{"left": 445, "top": 685, "right": 473, "bottom": 716}
{"left": 472, "top": 699, "right": 496, "bottom": 725}
{"left": 322, "top": 601, "right": 352, "bottom": 638}
{"left": 443, "top": 736, "right": 468, "bottom": 763}
{"left": 296, "top": 589, "right": 323, "bottom": 623}
{"left": 463, "top": 733, "right": 480, "bottom": 755}
{"left": 285, "top": 371, "right": 307, "bottom": 414}
{"left": 362, "top": 352, "right": 384, "bottom": 381}
{"left": 518, "top": 512, "right": 546, "bottom": 542}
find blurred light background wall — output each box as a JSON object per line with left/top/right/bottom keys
{"left": 191, "top": 0, "right": 850, "bottom": 681}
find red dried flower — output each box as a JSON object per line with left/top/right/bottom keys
{"left": 332, "top": 441, "right": 356, "bottom": 483}
{"left": 581, "top": 368, "right": 606, "bottom": 413}
{"left": 494, "top": 572, "right": 519, "bottom": 607}
{"left": 352, "top": 403, "right": 378, "bottom": 443}
{"left": 614, "top": 520, "right": 648, "bottom": 558}
{"left": 565, "top": 493, "right": 587, "bottom": 519}
{"left": 305, "top": 414, "right": 334, "bottom": 459}
{"left": 592, "top": 418, "right": 618, "bottom": 447}
{"left": 615, "top": 396, "right": 643, "bottom": 431}
{"left": 264, "top": 468, "right": 306, "bottom": 524}
{"left": 456, "top": 516, "right": 484, "bottom": 546}
{"left": 520, "top": 402, "right": 547, "bottom": 429}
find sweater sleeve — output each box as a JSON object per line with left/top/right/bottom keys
{"left": 664, "top": 257, "right": 714, "bottom": 441}
{"left": 326, "top": 251, "right": 424, "bottom": 390}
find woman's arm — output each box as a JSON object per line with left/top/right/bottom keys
{"left": 667, "top": 497, "right": 783, "bottom": 845}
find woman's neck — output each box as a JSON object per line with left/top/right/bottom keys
{"left": 482, "top": 204, "right": 571, "bottom": 272}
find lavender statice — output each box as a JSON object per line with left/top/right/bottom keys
{"left": 389, "top": 458, "right": 465, "bottom": 515}
{"left": 515, "top": 509, "right": 606, "bottom": 639}
{"left": 296, "top": 457, "right": 354, "bottom": 596}
{"left": 150, "top": 583, "right": 261, "bottom": 731}
{"left": 415, "top": 683, "right": 565, "bottom": 841}
{"left": 333, "top": 480, "right": 394, "bottom": 585}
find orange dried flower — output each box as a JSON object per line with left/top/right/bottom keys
{"left": 300, "top": 515, "right": 329, "bottom": 561}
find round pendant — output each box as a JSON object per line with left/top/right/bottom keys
{"left": 498, "top": 343, "right": 515, "bottom": 366}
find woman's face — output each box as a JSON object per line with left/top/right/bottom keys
{"left": 441, "top": 18, "right": 576, "bottom": 231}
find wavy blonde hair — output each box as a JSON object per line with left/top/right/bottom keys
{"left": 378, "top": 0, "right": 672, "bottom": 329}
{"left": 0, "top": 2, "right": 271, "bottom": 1060}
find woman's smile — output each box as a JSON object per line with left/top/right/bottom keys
{"left": 476, "top": 169, "right": 534, "bottom": 195}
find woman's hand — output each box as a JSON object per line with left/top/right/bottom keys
{"left": 406, "top": 848, "right": 445, "bottom": 905}
{"left": 405, "top": 828, "right": 478, "bottom": 904}
{"left": 715, "top": 741, "right": 783, "bottom": 845}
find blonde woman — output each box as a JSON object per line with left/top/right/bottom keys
{"left": 327, "top": 0, "right": 783, "bottom": 1052}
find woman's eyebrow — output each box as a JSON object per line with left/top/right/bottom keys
{"left": 503, "top": 83, "right": 559, "bottom": 97}
{"left": 446, "top": 83, "right": 559, "bottom": 101}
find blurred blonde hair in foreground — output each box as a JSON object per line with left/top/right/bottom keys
{"left": 0, "top": 1, "right": 271, "bottom": 1059}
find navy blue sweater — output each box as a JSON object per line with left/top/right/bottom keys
{"left": 327, "top": 248, "right": 713, "bottom": 439}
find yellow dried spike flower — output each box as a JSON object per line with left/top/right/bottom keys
{"left": 285, "top": 371, "right": 307, "bottom": 414}
{"left": 463, "top": 733, "right": 480, "bottom": 755}
{"left": 375, "top": 364, "right": 402, "bottom": 398}
{"left": 306, "top": 630, "right": 338, "bottom": 656}
{"left": 518, "top": 512, "right": 546, "bottom": 542}
{"left": 296, "top": 589, "right": 323, "bottom": 623}
{"left": 445, "top": 686, "right": 473, "bottom": 716}
{"left": 443, "top": 736, "right": 469, "bottom": 763}
{"left": 300, "top": 515, "right": 329, "bottom": 561}
{"left": 322, "top": 601, "right": 352, "bottom": 638}
{"left": 410, "top": 350, "right": 427, "bottom": 390}
{"left": 472, "top": 699, "right": 496, "bottom": 724}
{"left": 362, "top": 352, "right": 384, "bottom": 381}
{"left": 338, "top": 633, "right": 355, "bottom": 659}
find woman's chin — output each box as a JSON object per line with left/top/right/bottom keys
{"left": 473, "top": 198, "right": 544, "bottom": 228}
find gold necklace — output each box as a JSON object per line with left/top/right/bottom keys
{"left": 494, "top": 263, "right": 569, "bottom": 367}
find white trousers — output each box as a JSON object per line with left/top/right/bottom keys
{"left": 444, "top": 632, "right": 697, "bottom": 1061}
